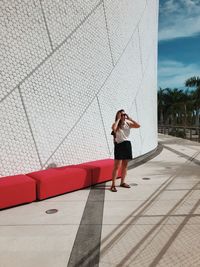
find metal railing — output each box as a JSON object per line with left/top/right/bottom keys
{"left": 158, "top": 125, "right": 200, "bottom": 143}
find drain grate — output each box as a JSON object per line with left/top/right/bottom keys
{"left": 45, "top": 209, "right": 58, "bottom": 214}
{"left": 142, "top": 177, "right": 151, "bottom": 180}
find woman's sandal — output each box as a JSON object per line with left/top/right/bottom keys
{"left": 110, "top": 186, "right": 117, "bottom": 192}
{"left": 120, "top": 182, "right": 131, "bottom": 188}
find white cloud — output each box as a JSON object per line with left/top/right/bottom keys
{"left": 159, "top": 0, "right": 200, "bottom": 41}
{"left": 158, "top": 60, "right": 200, "bottom": 88}
{"left": 160, "top": 0, "right": 180, "bottom": 14}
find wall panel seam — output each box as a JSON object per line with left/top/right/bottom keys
{"left": 39, "top": 0, "right": 54, "bottom": 51}
{"left": 18, "top": 86, "right": 43, "bottom": 168}
{"left": 134, "top": 38, "right": 158, "bottom": 100}
{"left": 39, "top": 1, "right": 156, "bottom": 167}
{"left": 102, "top": 0, "right": 115, "bottom": 67}
{"left": 109, "top": 1, "right": 148, "bottom": 68}
{"left": 137, "top": 27, "right": 144, "bottom": 75}
{"left": 96, "top": 95, "right": 111, "bottom": 155}
{"left": 0, "top": 0, "right": 103, "bottom": 104}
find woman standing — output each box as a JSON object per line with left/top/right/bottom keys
{"left": 110, "top": 109, "right": 140, "bottom": 192}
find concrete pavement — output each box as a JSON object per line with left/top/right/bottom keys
{"left": 0, "top": 134, "right": 200, "bottom": 267}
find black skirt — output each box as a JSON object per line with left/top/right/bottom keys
{"left": 114, "top": 140, "right": 133, "bottom": 160}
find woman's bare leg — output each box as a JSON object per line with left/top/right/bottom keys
{"left": 111, "top": 160, "right": 122, "bottom": 187}
{"left": 121, "top": 160, "right": 129, "bottom": 184}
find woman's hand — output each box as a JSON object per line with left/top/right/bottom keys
{"left": 125, "top": 114, "right": 130, "bottom": 120}
{"left": 126, "top": 115, "right": 140, "bottom": 128}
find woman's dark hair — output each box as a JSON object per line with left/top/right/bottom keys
{"left": 115, "top": 109, "right": 124, "bottom": 121}
{"left": 111, "top": 109, "right": 124, "bottom": 139}
{"left": 115, "top": 109, "right": 125, "bottom": 130}
{"left": 111, "top": 109, "right": 125, "bottom": 137}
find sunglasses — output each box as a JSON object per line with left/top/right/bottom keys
{"left": 121, "top": 113, "right": 127, "bottom": 117}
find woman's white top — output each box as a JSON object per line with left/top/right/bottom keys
{"left": 115, "top": 121, "right": 130, "bottom": 144}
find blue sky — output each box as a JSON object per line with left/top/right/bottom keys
{"left": 158, "top": 0, "right": 200, "bottom": 89}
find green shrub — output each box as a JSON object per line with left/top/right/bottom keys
{"left": 169, "top": 128, "right": 186, "bottom": 138}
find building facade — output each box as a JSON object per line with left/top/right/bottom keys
{"left": 0, "top": 0, "right": 158, "bottom": 176}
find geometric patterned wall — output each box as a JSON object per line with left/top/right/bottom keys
{"left": 0, "top": 0, "right": 158, "bottom": 177}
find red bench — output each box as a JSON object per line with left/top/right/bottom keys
{"left": 1, "top": 159, "right": 120, "bottom": 206}
{"left": 27, "top": 165, "right": 92, "bottom": 200}
{"left": 77, "top": 159, "right": 120, "bottom": 184}
{"left": 0, "top": 175, "right": 36, "bottom": 209}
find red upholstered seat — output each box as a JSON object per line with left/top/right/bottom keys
{"left": 27, "top": 166, "right": 92, "bottom": 200}
{"left": 77, "top": 159, "right": 122, "bottom": 184}
{"left": 0, "top": 175, "right": 36, "bottom": 209}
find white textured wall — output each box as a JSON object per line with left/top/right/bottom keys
{"left": 0, "top": 0, "right": 158, "bottom": 177}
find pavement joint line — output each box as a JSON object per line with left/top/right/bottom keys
{"left": 163, "top": 145, "right": 200, "bottom": 166}
{"left": 123, "top": 214, "right": 200, "bottom": 262}
{"left": 114, "top": 176, "right": 200, "bottom": 267}
{"left": 165, "top": 188, "right": 200, "bottom": 191}
{"left": 100, "top": 146, "right": 200, "bottom": 260}
{"left": 149, "top": 198, "right": 200, "bottom": 267}
{"left": 2, "top": 140, "right": 198, "bottom": 265}
{"left": 130, "top": 219, "right": 169, "bottom": 263}
{"left": 2, "top": 213, "right": 200, "bottom": 228}
{"left": 66, "top": 144, "right": 163, "bottom": 267}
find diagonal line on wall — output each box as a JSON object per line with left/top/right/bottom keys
{"left": 131, "top": 30, "right": 157, "bottom": 103}
{"left": 135, "top": 100, "right": 143, "bottom": 147}
{"left": 18, "top": 86, "right": 43, "bottom": 168}
{"left": 102, "top": 0, "right": 115, "bottom": 67}
{"left": 0, "top": 0, "right": 103, "bottom": 104}
{"left": 41, "top": 70, "right": 115, "bottom": 167}
{"left": 128, "top": 37, "right": 157, "bottom": 153}
{"left": 42, "top": 1, "right": 153, "bottom": 167}
{"left": 39, "top": 0, "right": 54, "bottom": 51}
{"left": 107, "top": 1, "right": 148, "bottom": 69}
{"left": 129, "top": 36, "right": 157, "bottom": 114}
{"left": 137, "top": 27, "right": 144, "bottom": 75}
{"left": 96, "top": 95, "right": 111, "bottom": 155}
{"left": 130, "top": 99, "right": 143, "bottom": 153}
{"left": 129, "top": 34, "right": 157, "bottom": 110}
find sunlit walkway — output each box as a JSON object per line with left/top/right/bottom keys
{"left": 0, "top": 134, "right": 200, "bottom": 267}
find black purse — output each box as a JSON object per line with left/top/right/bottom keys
{"left": 111, "top": 131, "right": 117, "bottom": 144}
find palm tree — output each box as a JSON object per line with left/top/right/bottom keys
{"left": 157, "top": 87, "right": 167, "bottom": 124}
{"left": 157, "top": 87, "right": 194, "bottom": 126}
{"left": 164, "top": 88, "right": 184, "bottom": 125}
{"left": 185, "top": 76, "right": 200, "bottom": 127}
{"left": 179, "top": 89, "right": 193, "bottom": 127}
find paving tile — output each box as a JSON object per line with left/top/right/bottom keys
{"left": 102, "top": 200, "right": 144, "bottom": 225}
{"left": 0, "top": 225, "right": 78, "bottom": 267}
{"left": 158, "top": 221, "right": 200, "bottom": 267}
{"left": 100, "top": 224, "right": 179, "bottom": 267}
{"left": 43, "top": 188, "right": 90, "bottom": 202}
{"left": 1, "top": 134, "right": 200, "bottom": 267}
{"left": 0, "top": 201, "right": 86, "bottom": 225}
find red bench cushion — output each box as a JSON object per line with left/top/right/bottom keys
{"left": 77, "top": 159, "right": 121, "bottom": 184}
{"left": 27, "top": 166, "right": 92, "bottom": 200}
{"left": 0, "top": 175, "right": 36, "bottom": 209}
